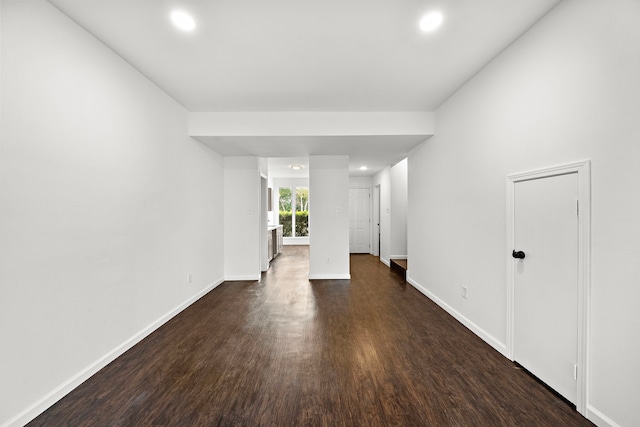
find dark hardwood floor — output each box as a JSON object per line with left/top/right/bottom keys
{"left": 28, "top": 246, "right": 592, "bottom": 426}
{"left": 390, "top": 259, "right": 407, "bottom": 281}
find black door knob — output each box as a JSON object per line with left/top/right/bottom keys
{"left": 512, "top": 250, "right": 526, "bottom": 259}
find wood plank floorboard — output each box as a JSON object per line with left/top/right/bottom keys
{"left": 28, "top": 246, "right": 593, "bottom": 426}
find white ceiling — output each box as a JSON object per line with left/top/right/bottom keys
{"left": 268, "top": 157, "right": 310, "bottom": 179}
{"left": 48, "top": 0, "right": 561, "bottom": 175}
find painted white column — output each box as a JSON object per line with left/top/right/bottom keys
{"left": 308, "top": 156, "right": 350, "bottom": 279}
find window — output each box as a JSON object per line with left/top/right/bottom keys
{"left": 279, "top": 187, "right": 292, "bottom": 236}
{"left": 279, "top": 186, "right": 309, "bottom": 237}
{"left": 295, "top": 187, "right": 309, "bottom": 237}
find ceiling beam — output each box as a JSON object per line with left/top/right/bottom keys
{"left": 189, "top": 112, "right": 434, "bottom": 137}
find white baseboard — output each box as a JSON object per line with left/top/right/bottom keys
{"left": 308, "top": 274, "right": 351, "bottom": 280}
{"left": 406, "top": 275, "right": 507, "bottom": 357}
{"left": 224, "top": 274, "right": 260, "bottom": 281}
{"left": 380, "top": 257, "right": 390, "bottom": 267}
{"left": 587, "top": 405, "right": 620, "bottom": 427}
{"left": 406, "top": 275, "right": 619, "bottom": 427}
{"left": 390, "top": 255, "right": 408, "bottom": 260}
{"left": 283, "top": 237, "right": 309, "bottom": 245}
{"left": 3, "top": 278, "right": 224, "bottom": 427}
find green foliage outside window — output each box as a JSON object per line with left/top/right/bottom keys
{"left": 295, "top": 211, "right": 309, "bottom": 236}
{"left": 279, "top": 188, "right": 292, "bottom": 211}
{"left": 279, "top": 211, "right": 309, "bottom": 237}
{"left": 279, "top": 211, "right": 292, "bottom": 236}
{"left": 279, "top": 186, "right": 309, "bottom": 237}
{"left": 295, "top": 188, "right": 309, "bottom": 212}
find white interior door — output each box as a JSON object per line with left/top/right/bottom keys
{"left": 514, "top": 172, "right": 578, "bottom": 404}
{"left": 349, "top": 189, "right": 371, "bottom": 253}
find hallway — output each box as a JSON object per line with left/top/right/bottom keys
{"left": 29, "top": 246, "right": 591, "bottom": 426}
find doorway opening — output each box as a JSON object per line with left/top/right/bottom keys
{"left": 278, "top": 186, "right": 309, "bottom": 242}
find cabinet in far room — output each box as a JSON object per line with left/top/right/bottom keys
{"left": 267, "top": 228, "right": 274, "bottom": 262}
{"left": 268, "top": 224, "right": 283, "bottom": 263}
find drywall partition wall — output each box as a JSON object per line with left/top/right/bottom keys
{"left": 267, "top": 174, "right": 276, "bottom": 225}
{"left": 372, "top": 186, "right": 381, "bottom": 257}
{"left": 0, "top": 2, "right": 225, "bottom": 425}
{"left": 349, "top": 176, "right": 373, "bottom": 189}
{"left": 390, "top": 159, "right": 408, "bottom": 260}
{"left": 273, "top": 178, "right": 310, "bottom": 189}
{"left": 407, "top": 0, "right": 640, "bottom": 425}
{"left": 259, "top": 157, "right": 268, "bottom": 270}
{"left": 308, "top": 156, "right": 350, "bottom": 279}
{"left": 259, "top": 157, "right": 268, "bottom": 177}
{"left": 224, "top": 156, "right": 261, "bottom": 280}
{"left": 260, "top": 176, "right": 268, "bottom": 272}
{"left": 373, "top": 167, "right": 391, "bottom": 266}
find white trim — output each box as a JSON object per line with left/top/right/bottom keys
{"left": 390, "top": 255, "right": 408, "bottom": 260}
{"left": 380, "top": 257, "right": 390, "bottom": 267}
{"left": 2, "top": 278, "right": 225, "bottom": 427}
{"left": 224, "top": 274, "right": 260, "bottom": 281}
{"left": 368, "top": 185, "right": 374, "bottom": 255}
{"left": 587, "top": 405, "right": 620, "bottom": 427}
{"left": 260, "top": 177, "right": 269, "bottom": 272}
{"left": 406, "top": 276, "right": 508, "bottom": 357}
{"left": 308, "top": 274, "right": 351, "bottom": 280}
{"left": 283, "top": 236, "right": 309, "bottom": 245}
{"left": 372, "top": 185, "right": 381, "bottom": 257}
{"left": 506, "top": 159, "right": 591, "bottom": 417}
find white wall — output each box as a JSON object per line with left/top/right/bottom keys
{"left": 260, "top": 176, "right": 268, "bottom": 271}
{"left": 259, "top": 158, "right": 269, "bottom": 270}
{"left": 407, "top": 0, "right": 640, "bottom": 426}
{"left": 308, "top": 156, "right": 350, "bottom": 279}
{"left": 224, "top": 157, "right": 261, "bottom": 280}
{"left": 372, "top": 185, "right": 381, "bottom": 256}
{"left": 273, "top": 178, "right": 310, "bottom": 189}
{"left": 259, "top": 157, "right": 268, "bottom": 177}
{"left": 0, "top": 2, "right": 225, "bottom": 425}
{"left": 348, "top": 176, "right": 373, "bottom": 189}
{"left": 267, "top": 174, "right": 276, "bottom": 225}
{"left": 390, "top": 159, "right": 408, "bottom": 259}
{"left": 372, "top": 167, "right": 391, "bottom": 265}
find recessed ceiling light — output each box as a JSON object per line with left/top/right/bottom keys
{"left": 171, "top": 10, "right": 196, "bottom": 31}
{"left": 290, "top": 164, "right": 303, "bottom": 170}
{"left": 359, "top": 166, "right": 368, "bottom": 171}
{"left": 420, "top": 11, "right": 443, "bottom": 32}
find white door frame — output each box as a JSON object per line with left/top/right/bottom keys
{"left": 506, "top": 160, "right": 591, "bottom": 416}
{"left": 260, "top": 175, "right": 268, "bottom": 272}
{"left": 373, "top": 185, "right": 381, "bottom": 256}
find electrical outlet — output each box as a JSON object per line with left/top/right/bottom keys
{"left": 461, "top": 286, "right": 468, "bottom": 299}
{"left": 188, "top": 273, "right": 192, "bottom": 284}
